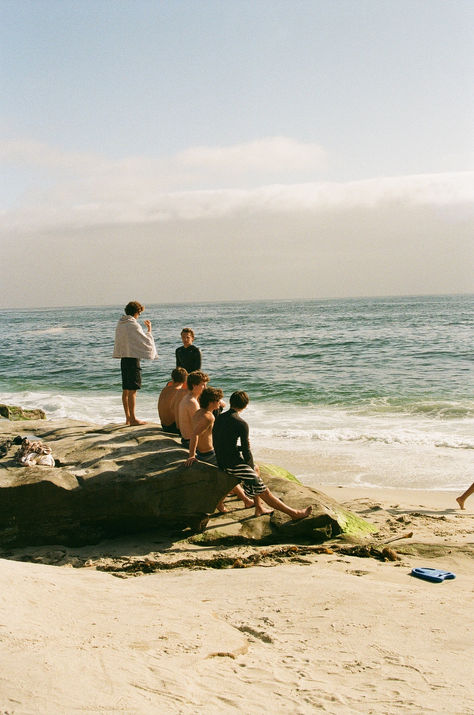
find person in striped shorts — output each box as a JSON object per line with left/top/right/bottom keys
{"left": 212, "top": 390, "right": 313, "bottom": 520}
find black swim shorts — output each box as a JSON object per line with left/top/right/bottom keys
{"left": 161, "top": 422, "right": 180, "bottom": 435}
{"left": 196, "top": 449, "right": 217, "bottom": 466}
{"left": 121, "top": 358, "right": 142, "bottom": 390}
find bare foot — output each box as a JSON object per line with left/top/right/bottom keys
{"left": 456, "top": 496, "right": 465, "bottom": 510}
{"left": 291, "top": 505, "right": 313, "bottom": 521}
{"left": 242, "top": 497, "right": 255, "bottom": 508}
{"left": 230, "top": 485, "right": 254, "bottom": 508}
{"left": 129, "top": 419, "right": 147, "bottom": 426}
{"left": 216, "top": 500, "right": 228, "bottom": 513}
{"left": 255, "top": 506, "right": 274, "bottom": 516}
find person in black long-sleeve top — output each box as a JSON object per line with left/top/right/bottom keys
{"left": 176, "top": 328, "right": 202, "bottom": 373}
{"left": 212, "top": 404, "right": 255, "bottom": 469}
{"left": 213, "top": 391, "right": 313, "bottom": 520}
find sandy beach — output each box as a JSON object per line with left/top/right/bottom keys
{"left": 2, "top": 0, "right": 473, "bottom": 710}
{"left": 1, "top": 482, "right": 473, "bottom": 714}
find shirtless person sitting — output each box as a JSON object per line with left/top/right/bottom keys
{"left": 173, "top": 379, "right": 188, "bottom": 434}
{"left": 178, "top": 370, "right": 209, "bottom": 448}
{"left": 157, "top": 368, "right": 188, "bottom": 434}
{"left": 213, "top": 390, "right": 313, "bottom": 520}
{"left": 184, "top": 386, "right": 224, "bottom": 467}
{"left": 184, "top": 386, "right": 254, "bottom": 511}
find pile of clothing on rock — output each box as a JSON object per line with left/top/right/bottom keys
{"left": 0, "top": 435, "right": 55, "bottom": 467}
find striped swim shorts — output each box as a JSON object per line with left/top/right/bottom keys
{"left": 224, "top": 463, "right": 267, "bottom": 497}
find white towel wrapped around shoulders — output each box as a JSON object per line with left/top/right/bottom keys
{"left": 113, "top": 316, "right": 157, "bottom": 360}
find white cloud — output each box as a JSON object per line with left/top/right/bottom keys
{"left": 1, "top": 135, "right": 473, "bottom": 233}
{"left": 176, "top": 137, "right": 327, "bottom": 174}
{"left": 0, "top": 136, "right": 326, "bottom": 187}
{"left": 1, "top": 172, "right": 473, "bottom": 233}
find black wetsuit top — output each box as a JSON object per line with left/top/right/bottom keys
{"left": 175, "top": 345, "right": 202, "bottom": 373}
{"left": 212, "top": 409, "right": 255, "bottom": 469}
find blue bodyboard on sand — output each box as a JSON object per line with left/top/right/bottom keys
{"left": 411, "top": 567, "right": 456, "bottom": 583}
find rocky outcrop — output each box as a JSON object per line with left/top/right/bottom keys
{"left": 0, "top": 420, "right": 375, "bottom": 548}
{"left": 0, "top": 404, "right": 46, "bottom": 421}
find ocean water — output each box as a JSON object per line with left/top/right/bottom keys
{"left": 1, "top": 295, "right": 472, "bottom": 492}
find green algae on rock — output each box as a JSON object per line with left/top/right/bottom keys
{"left": 332, "top": 506, "right": 378, "bottom": 537}
{"left": 0, "top": 404, "right": 46, "bottom": 421}
{"left": 259, "top": 464, "right": 302, "bottom": 484}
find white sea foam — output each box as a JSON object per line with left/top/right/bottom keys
{"left": 0, "top": 390, "right": 127, "bottom": 424}
{"left": 7, "top": 390, "right": 472, "bottom": 449}
{"left": 24, "top": 326, "right": 68, "bottom": 336}
{"left": 252, "top": 426, "right": 474, "bottom": 450}
{"left": 247, "top": 403, "right": 474, "bottom": 450}
{"left": 247, "top": 402, "right": 473, "bottom": 491}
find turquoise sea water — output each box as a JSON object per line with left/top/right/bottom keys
{"left": 1, "top": 295, "right": 473, "bottom": 491}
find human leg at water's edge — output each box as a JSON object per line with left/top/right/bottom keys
{"left": 456, "top": 482, "right": 474, "bottom": 510}
{"left": 120, "top": 357, "right": 146, "bottom": 425}
{"left": 122, "top": 390, "right": 146, "bottom": 426}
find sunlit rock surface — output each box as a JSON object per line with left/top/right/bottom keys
{"left": 0, "top": 420, "right": 375, "bottom": 547}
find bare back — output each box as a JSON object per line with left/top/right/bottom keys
{"left": 178, "top": 393, "right": 200, "bottom": 439}
{"left": 191, "top": 409, "right": 215, "bottom": 452}
{"left": 158, "top": 383, "right": 183, "bottom": 426}
{"left": 173, "top": 389, "right": 187, "bottom": 428}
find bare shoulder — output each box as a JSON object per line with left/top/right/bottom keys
{"left": 192, "top": 409, "right": 213, "bottom": 431}
{"left": 170, "top": 388, "right": 183, "bottom": 407}
{"left": 159, "top": 384, "right": 173, "bottom": 398}
{"left": 181, "top": 394, "right": 198, "bottom": 413}
{"left": 203, "top": 410, "right": 214, "bottom": 426}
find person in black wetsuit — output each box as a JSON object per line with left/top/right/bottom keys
{"left": 183, "top": 387, "right": 255, "bottom": 512}
{"left": 213, "top": 391, "right": 313, "bottom": 520}
{"left": 176, "top": 328, "right": 202, "bottom": 373}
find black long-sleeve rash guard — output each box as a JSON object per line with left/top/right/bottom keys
{"left": 175, "top": 344, "right": 202, "bottom": 372}
{"left": 212, "top": 408, "right": 255, "bottom": 469}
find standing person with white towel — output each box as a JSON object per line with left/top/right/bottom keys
{"left": 113, "top": 301, "right": 157, "bottom": 425}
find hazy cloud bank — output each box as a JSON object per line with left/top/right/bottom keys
{"left": 2, "top": 200, "right": 472, "bottom": 308}
{"left": 1, "top": 136, "right": 472, "bottom": 307}
{"left": 1, "top": 134, "right": 472, "bottom": 233}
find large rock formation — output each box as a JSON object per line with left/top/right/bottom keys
{"left": 0, "top": 419, "right": 375, "bottom": 548}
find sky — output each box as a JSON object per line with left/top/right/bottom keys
{"left": 1, "top": 0, "right": 473, "bottom": 308}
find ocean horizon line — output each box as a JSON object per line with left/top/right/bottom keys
{"left": 2, "top": 291, "right": 473, "bottom": 313}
